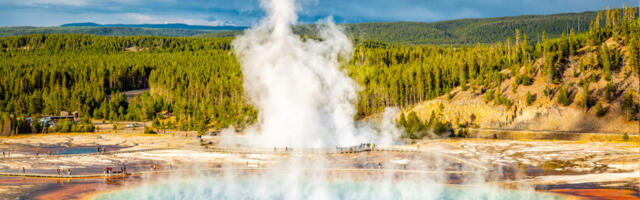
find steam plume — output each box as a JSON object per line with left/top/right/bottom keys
{"left": 233, "top": 0, "right": 393, "bottom": 148}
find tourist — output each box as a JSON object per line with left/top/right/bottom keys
{"left": 57, "top": 168, "right": 60, "bottom": 175}
{"left": 22, "top": 167, "right": 25, "bottom": 174}
{"left": 67, "top": 168, "right": 71, "bottom": 176}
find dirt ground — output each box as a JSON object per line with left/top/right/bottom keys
{"left": 0, "top": 133, "right": 638, "bottom": 199}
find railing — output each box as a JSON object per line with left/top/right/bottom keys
{"left": 0, "top": 147, "right": 176, "bottom": 161}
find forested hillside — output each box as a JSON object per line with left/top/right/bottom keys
{"left": 2, "top": 8, "right": 631, "bottom": 45}
{"left": 388, "top": 6, "right": 640, "bottom": 137}
{"left": 0, "top": 6, "right": 638, "bottom": 136}
{"left": 201, "top": 10, "right": 606, "bottom": 45}
{"left": 0, "top": 35, "right": 254, "bottom": 134}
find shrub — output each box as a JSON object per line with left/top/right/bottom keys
{"left": 526, "top": 91, "right": 534, "bottom": 106}
{"left": 515, "top": 75, "right": 532, "bottom": 86}
{"left": 144, "top": 127, "right": 156, "bottom": 134}
{"left": 152, "top": 118, "right": 161, "bottom": 128}
{"left": 580, "top": 88, "right": 593, "bottom": 109}
{"left": 81, "top": 124, "right": 95, "bottom": 132}
{"left": 484, "top": 89, "right": 495, "bottom": 103}
{"left": 53, "top": 120, "right": 71, "bottom": 132}
{"left": 496, "top": 95, "right": 511, "bottom": 107}
{"left": 432, "top": 121, "right": 452, "bottom": 137}
{"left": 50, "top": 120, "right": 94, "bottom": 133}
{"left": 622, "top": 91, "right": 638, "bottom": 121}
{"left": 401, "top": 111, "right": 428, "bottom": 139}
{"left": 595, "top": 102, "right": 606, "bottom": 117}
{"left": 543, "top": 86, "right": 551, "bottom": 97}
{"left": 556, "top": 87, "right": 571, "bottom": 106}
{"left": 605, "top": 82, "right": 616, "bottom": 102}
{"left": 455, "top": 128, "right": 469, "bottom": 138}
{"left": 623, "top": 133, "right": 629, "bottom": 142}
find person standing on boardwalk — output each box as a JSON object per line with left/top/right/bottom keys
{"left": 67, "top": 168, "right": 70, "bottom": 176}
{"left": 22, "top": 167, "right": 25, "bottom": 174}
{"left": 57, "top": 168, "right": 60, "bottom": 175}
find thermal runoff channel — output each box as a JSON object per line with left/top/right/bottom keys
{"left": 232, "top": 0, "right": 401, "bottom": 148}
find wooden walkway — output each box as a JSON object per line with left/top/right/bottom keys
{"left": 0, "top": 172, "right": 135, "bottom": 179}
{"left": 0, "top": 167, "right": 481, "bottom": 179}
{"left": 204, "top": 146, "right": 488, "bottom": 171}
{"left": 0, "top": 148, "right": 175, "bottom": 161}
{"left": 0, "top": 145, "right": 489, "bottom": 179}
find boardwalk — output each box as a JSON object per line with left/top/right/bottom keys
{"left": 0, "top": 167, "right": 481, "bottom": 179}
{"left": 0, "top": 148, "right": 175, "bottom": 161}
{"left": 0, "top": 172, "right": 134, "bottom": 179}
{"left": 204, "top": 146, "right": 488, "bottom": 171}
{"left": 0, "top": 145, "right": 489, "bottom": 179}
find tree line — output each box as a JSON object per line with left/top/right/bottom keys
{"left": 0, "top": 6, "right": 638, "bottom": 136}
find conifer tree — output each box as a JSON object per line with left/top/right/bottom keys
{"left": 557, "top": 86, "right": 571, "bottom": 106}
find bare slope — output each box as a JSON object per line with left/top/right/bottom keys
{"left": 404, "top": 38, "right": 639, "bottom": 134}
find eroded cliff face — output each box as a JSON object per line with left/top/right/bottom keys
{"left": 409, "top": 98, "right": 637, "bottom": 134}
{"left": 403, "top": 39, "right": 639, "bottom": 134}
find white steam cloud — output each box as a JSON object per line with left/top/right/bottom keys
{"left": 233, "top": 0, "right": 398, "bottom": 148}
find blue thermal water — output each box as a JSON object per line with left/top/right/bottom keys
{"left": 57, "top": 147, "right": 99, "bottom": 155}
{"left": 94, "top": 177, "right": 564, "bottom": 200}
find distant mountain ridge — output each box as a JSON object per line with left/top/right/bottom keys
{"left": 61, "top": 22, "right": 247, "bottom": 31}
{"left": 196, "top": 10, "right": 604, "bottom": 45}
{"left": 2, "top": 8, "right": 637, "bottom": 45}
{"left": 0, "top": 26, "right": 213, "bottom": 37}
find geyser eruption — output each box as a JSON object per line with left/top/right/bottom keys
{"left": 233, "top": 0, "right": 379, "bottom": 148}
{"left": 95, "top": 2, "right": 557, "bottom": 199}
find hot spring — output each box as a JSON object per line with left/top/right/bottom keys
{"left": 90, "top": 0, "right": 571, "bottom": 199}
{"left": 93, "top": 175, "right": 565, "bottom": 200}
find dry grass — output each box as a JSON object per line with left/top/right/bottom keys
{"left": 403, "top": 39, "right": 639, "bottom": 135}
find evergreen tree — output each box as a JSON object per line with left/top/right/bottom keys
{"left": 595, "top": 102, "right": 606, "bottom": 117}
{"left": 557, "top": 86, "right": 571, "bottom": 106}
{"left": 525, "top": 91, "right": 534, "bottom": 106}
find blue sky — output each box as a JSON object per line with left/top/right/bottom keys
{"left": 0, "top": 0, "right": 637, "bottom": 26}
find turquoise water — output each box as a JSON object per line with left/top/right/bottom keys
{"left": 57, "top": 147, "right": 99, "bottom": 155}
{"left": 94, "top": 177, "right": 564, "bottom": 200}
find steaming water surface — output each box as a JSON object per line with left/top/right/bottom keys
{"left": 94, "top": 176, "right": 565, "bottom": 200}
{"left": 90, "top": 0, "right": 569, "bottom": 199}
